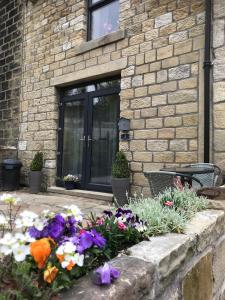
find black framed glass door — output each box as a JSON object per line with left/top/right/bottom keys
{"left": 57, "top": 78, "right": 120, "bottom": 192}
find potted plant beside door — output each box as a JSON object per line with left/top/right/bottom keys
{"left": 29, "top": 152, "right": 43, "bottom": 194}
{"left": 111, "top": 151, "right": 130, "bottom": 206}
{"left": 63, "top": 174, "right": 80, "bottom": 190}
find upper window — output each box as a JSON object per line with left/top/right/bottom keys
{"left": 88, "top": 0, "right": 119, "bottom": 40}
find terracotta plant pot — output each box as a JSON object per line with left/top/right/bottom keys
{"left": 111, "top": 178, "right": 130, "bottom": 206}
{"left": 29, "top": 171, "right": 42, "bottom": 194}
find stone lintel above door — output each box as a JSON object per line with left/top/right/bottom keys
{"left": 51, "top": 58, "right": 127, "bottom": 87}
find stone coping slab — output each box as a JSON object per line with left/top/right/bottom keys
{"left": 62, "top": 209, "right": 225, "bottom": 300}
{"left": 74, "top": 30, "right": 126, "bottom": 55}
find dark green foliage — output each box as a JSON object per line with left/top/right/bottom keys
{"left": 112, "top": 151, "right": 129, "bottom": 178}
{"left": 0, "top": 258, "right": 58, "bottom": 300}
{"left": 30, "top": 152, "right": 43, "bottom": 171}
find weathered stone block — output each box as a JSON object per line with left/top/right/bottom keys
{"left": 155, "top": 13, "right": 172, "bottom": 28}
{"left": 183, "top": 253, "right": 213, "bottom": 300}
{"left": 168, "top": 65, "right": 190, "bottom": 80}
{"left": 213, "top": 237, "right": 225, "bottom": 294}
{"left": 168, "top": 90, "right": 197, "bottom": 104}
{"left": 157, "top": 45, "right": 173, "bottom": 60}
{"left": 147, "top": 140, "right": 168, "bottom": 151}
{"left": 63, "top": 256, "right": 155, "bottom": 300}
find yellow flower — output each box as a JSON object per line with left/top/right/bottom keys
{"left": 44, "top": 266, "right": 58, "bottom": 283}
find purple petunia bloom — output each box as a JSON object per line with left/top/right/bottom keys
{"left": 90, "top": 229, "right": 106, "bottom": 249}
{"left": 92, "top": 263, "right": 120, "bottom": 285}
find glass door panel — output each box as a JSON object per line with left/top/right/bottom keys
{"left": 62, "top": 101, "right": 84, "bottom": 178}
{"left": 88, "top": 94, "right": 119, "bottom": 187}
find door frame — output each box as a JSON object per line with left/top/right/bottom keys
{"left": 56, "top": 76, "right": 120, "bottom": 192}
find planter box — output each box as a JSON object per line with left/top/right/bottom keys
{"left": 64, "top": 181, "right": 79, "bottom": 190}
{"left": 62, "top": 206, "right": 225, "bottom": 300}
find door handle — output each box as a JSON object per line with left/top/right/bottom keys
{"left": 87, "top": 135, "right": 93, "bottom": 147}
{"left": 80, "top": 136, "right": 86, "bottom": 141}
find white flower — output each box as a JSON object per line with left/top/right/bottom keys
{"left": 56, "top": 241, "right": 76, "bottom": 256}
{"left": 24, "top": 232, "right": 35, "bottom": 243}
{"left": 60, "top": 253, "right": 84, "bottom": 269}
{"left": 0, "top": 193, "right": 21, "bottom": 205}
{"left": 0, "top": 215, "right": 7, "bottom": 225}
{"left": 12, "top": 244, "right": 30, "bottom": 262}
{"left": 1, "top": 245, "right": 12, "bottom": 255}
{"left": 63, "top": 205, "right": 83, "bottom": 222}
{"left": 0, "top": 233, "right": 16, "bottom": 256}
{"left": 0, "top": 233, "right": 16, "bottom": 246}
{"left": 73, "top": 253, "right": 84, "bottom": 267}
{"left": 20, "top": 211, "right": 38, "bottom": 219}
{"left": 15, "top": 210, "right": 39, "bottom": 229}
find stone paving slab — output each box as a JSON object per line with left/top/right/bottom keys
{"left": 0, "top": 189, "right": 110, "bottom": 218}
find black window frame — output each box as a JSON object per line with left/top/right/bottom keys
{"left": 87, "top": 0, "right": 119, "bottom": 41}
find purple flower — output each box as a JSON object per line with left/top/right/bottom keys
{"left": 91, "top": 229, "right": 106, "bottom": 249}
{"left": 103, "top": 210, "right": 113, "bottom": 217}
{"left": 29, "top": 227, "right": 41, "bottom": 239}
{"left": 44, "top": 214, "right": 66, "bottom": 240}
{"left": 67, "top": 216, "right": 76, "bottom": 236}
{"left": 78, "top": 231, "right": 93, "bottom": 253}
{"left": 92, "top": 263, "right": 120, "bottom": 285}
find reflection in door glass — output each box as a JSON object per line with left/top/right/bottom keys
{"left": 90, "top": 95, "right": 119, "bottom": 185}
{"left": 62, "top": 101, "right": 84, "bottom": 178}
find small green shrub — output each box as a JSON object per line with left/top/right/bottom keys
{"left": 157, "top": 187, "right": 208, "bottom": 219}
{"left": 127, "top": 197, "right": 186, "bottom": 236}
{"left": 30, "top": 152, "right": 43, "bottom": 171}
{"left": 127, "top": 188, "right": 208, "bottom": 236}
{"left": 112, "top": 151, "right": 129, "bottom": 178}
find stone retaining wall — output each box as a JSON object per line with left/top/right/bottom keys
{"left": 63, "top": 207, "right": 225, "bottom": 300}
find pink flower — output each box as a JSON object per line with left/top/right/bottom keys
{"left": 117, "top": 222, "right": 127, "bottom": 231}
{"left": 164, "top": 201, "right": 173, "bottom": 207}
{"left": 80, "top": 229, "right": 86, "bottom": 235}
{"left": 96, "top": 217, "right": 105, "bottom": 226}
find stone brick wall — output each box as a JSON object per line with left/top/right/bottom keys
{"left": 63, "top": 207, "right": 225, "bottom": 300}
{"left": 18, "top": 0, "right": 205, "bottom": 191}
{"left": 212, "top": 0, "right": 225, "bottom": 164}
{"left": 0, "top": 0, "right": 23, "bottom": 150}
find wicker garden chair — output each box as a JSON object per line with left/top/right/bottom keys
{"left": 183, "top": 163, "right": 221, "bottom": 187}
{"left": 144, "top": 171, "right": 203, "bottom": 198}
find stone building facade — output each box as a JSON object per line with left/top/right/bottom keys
{"left": 0, "top": 0, "right": 23, "bottom": 160}
{"left": 0, "top": 0, "right": 224, "bottom": 194}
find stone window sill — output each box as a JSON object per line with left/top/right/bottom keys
{"left": 74, "top": 30, "right": 126, "bottom": 55}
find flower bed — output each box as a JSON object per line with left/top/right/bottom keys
{"left": 0, "top": 194, "right": 147, "bottom": 299}
{"left": 0, "top": 188, "right": 208, "bottom": 299}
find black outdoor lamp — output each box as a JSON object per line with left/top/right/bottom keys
{"left": 118, "top": 117, "right": 130, "bottom": 141}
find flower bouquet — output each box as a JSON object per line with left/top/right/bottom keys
{"left": 63, "top": 174, "right": 80, "bottom": 190}
{"left": 0, "top": 194, "right": 147, "bottom": 299}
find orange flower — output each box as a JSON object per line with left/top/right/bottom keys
{"left": 44, "top": 266, "right": 58, "bottom": 284}
{"left": 66, "top": 261, "right": 75, "bottom": 271}
{"left": 30, "top": 238, "right": 52, "bottom": 269}
{"left": 56, "top": 254, "right": 75, "bottom": 271}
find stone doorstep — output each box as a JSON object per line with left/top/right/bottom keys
{"left": 48, "top": 186, "right": 113, "bottom": 202}
{"left": 62, "top": 209, "right": 225, "bottom": 300}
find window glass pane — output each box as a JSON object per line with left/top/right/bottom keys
{"left": 62, "top": 101, "right": 84, "bottom": 178}
{"left": 90, "top": 94, "right": 119, "bottom": 185}
{"left": 91, "top": 0, "right": 119, "bottom": 40}
{"left": 63, "top": 79, "right": 120, "bottom": 97}
{"left": 91, "top": 0, "right": 102, "bottom": 4}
